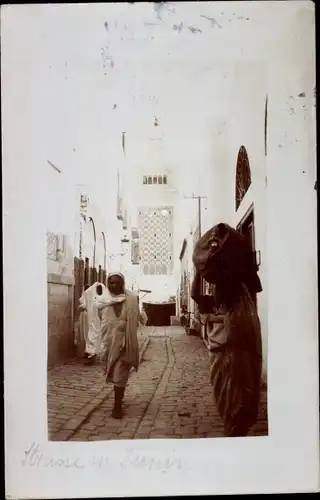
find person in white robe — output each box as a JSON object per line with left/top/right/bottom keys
{"left": 80, "top": 282, "right": 106, "bottom": 364}
{"left": 75, "top": 284, "right": 90, "bottom": 350}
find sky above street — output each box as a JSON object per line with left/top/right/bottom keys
{"left": 3, "top": 1, "right": 303, "bottom": 237}
{"left": 25, "top": 2, "right": 298, "bottom": 194}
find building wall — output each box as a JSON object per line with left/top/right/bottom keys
{"left": 191, "top": 61, "right": 269, "bottom": 380}
{"left": 184, "top": 5, "right": 315, "bottom": 383}
{"left": 79, "top": 190, "right": 110, "bottom": 271}
{"left": 46, "top": 164, "right": 76, "bottom": 365}
{"left": 226, "top": 61, "right": 268, "bottom": 379}
{"left": 46, "top": 163, "right": 114, "bottom": 365}
{"left": 46, "top": 163, "right": 76, "bottom": 278}
{"left": 46, "top": 230, "right": 75, "bottom": 366}
{"left": 47, "top": 274, "right": 74, "bottom": 366}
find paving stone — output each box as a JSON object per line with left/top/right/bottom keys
{"left": 49, "top": 326, "right": 268, "bottom": 441}
{"left": 63, "top": 417, "right": 84, "bottom": 430}
{"left": 52, "top": 429, "right": 72, "bottom": 441}
{"left": 47, "top": 327, "right": 149, "bottom": 438}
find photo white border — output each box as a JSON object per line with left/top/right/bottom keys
{"left": 3, "top": 2, "right": 319, "bottom": 497}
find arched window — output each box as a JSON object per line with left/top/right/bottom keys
{"left": 158, "top": 176, "right": 163, "bottom": 184}
{"left": 264, "top": 95, "right": 268, "bottom": 156}
{"left": 88, "top": 217, "right": 97, "bottom": 267}
{"left": 147, "top": 176, "right": 152, "bottom": 184}
{"left": 153, "top": 175, "right": 158, "bottom": 184}
{"left": 143, "top": 176, "right": 147, "bottom": 184}
{"left": 235, "top": 146, "right": 252, "bottom": 211}
{"left": 163, "top": 175, "right": 167, "bottom": 184}
{"left": 101, "top": 231, "right": 107, "bottom": 270}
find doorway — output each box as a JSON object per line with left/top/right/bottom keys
{"left": 237, "top": 205, "right": 257, "bottom": 303}
{"left": 143, "top": 302, "right": 176, "bottom": 326}
{"left": 237, "top": 205, "right": 255, "bottom": 251}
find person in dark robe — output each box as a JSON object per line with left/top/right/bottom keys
{"left": 192, "top": 222, "right": 263, "bottom": 437}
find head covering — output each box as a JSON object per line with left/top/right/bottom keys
{"left": 83, "top": 282, "right": 105, "bottom": 299}
{"left": 192, "top": 222, "right": 262, "bottom": 306}
{"left": 107, "top": 271, "right": 125, "bottom": 283}
{"left": 93, "top": 273, "right": 126, "bottom": 309}
{"left": 80, "top": 282, "right": 106, "bottom": 324}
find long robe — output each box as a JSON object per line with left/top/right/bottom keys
{"left": 74, "top": 292, "right": 89, "bottom": 348}
{"left": 82, "top": 282, "right": 106, "bottom": 356}
{"left": 98, "top": 290, "right": 139, "bottom": 387}
{"left": 78, "top": 309, "right": 89, "bottom": 346}
{"left": 207, "top": 284, "right": 262, "bottom": 437}
{"left": 192, "top": 223, "right": 263, "bottom": 437}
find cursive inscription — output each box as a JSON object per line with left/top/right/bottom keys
{"left": 22, "top": 442, "right": 85, "bottom": 469}
{"left": 21, "top": 443, "right": 182, "bottom": 473}
{"left": 120, "top": 447, "right": 182, "bottom": 472}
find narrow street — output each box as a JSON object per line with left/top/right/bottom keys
{"left": 48, "top": 326, "right": 268, "bottom": 441}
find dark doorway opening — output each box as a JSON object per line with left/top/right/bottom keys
{"left": 237, "top": 207, "right": 255, "bottom": 251}
{"left": 237, "top": 206, "right": 258, "bottom": 305}
{"left": 143, "top": 302, "right": 176, "bottom": 326}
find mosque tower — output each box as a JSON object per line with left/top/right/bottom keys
{"left": 129, "top": 116, "right": 179, "bottom": 306}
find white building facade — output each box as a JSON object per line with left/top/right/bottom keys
{"left": 46, "top": 159, "right": 120, "bottom": 364}
{"left": 177, "top": 4, "right": 316, "bottom": 382}
{"left": 123, "top": 123, "right": 181, "bottom": 306}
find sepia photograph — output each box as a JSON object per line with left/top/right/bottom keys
{"left": 3, "top": 1, "right": 318, "bottom": 497}
{"left": 45, "top": 1, "right": 271, "bottom": 443}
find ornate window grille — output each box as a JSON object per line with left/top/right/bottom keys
{"left": 235, "top": 146, "right": 252, "bottom": 211}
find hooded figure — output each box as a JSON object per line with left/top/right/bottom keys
{"left": 192, "top": 223, "right": 263, "bottom": 437}
{"left": 96, "top": 272, "right": 139, "bottom": 419}
{"left": 79, "top": 282, "right": 106, "bottom": 364}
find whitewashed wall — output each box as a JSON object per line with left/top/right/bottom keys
{"left": 183, "top": 4, "right": 316, "bottom": 382}
{"left": 224, "top": 61, "right": 268, "bottom": 377}
{"left": 46, "top": 163, "right": 76, "bottom": 277}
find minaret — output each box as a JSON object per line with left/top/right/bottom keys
{"left": 145, "top": 116, "right": 166, "bottom": 174}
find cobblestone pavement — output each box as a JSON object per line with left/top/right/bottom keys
{"left": 48, "top": 326, "right": 268, "bottom": 441}
{"left": 47, "top": 327, "right": 151, "bottom": 440}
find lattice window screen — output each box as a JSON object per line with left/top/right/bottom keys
{"left": 138, "top": 207, "right": 174, "bottom": 275}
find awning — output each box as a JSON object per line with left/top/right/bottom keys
{"left": 143, "top": 299, "right": 175, "bottom": 305}
{"left": 142, "top": 290, "right": 176, "bottom": 305}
